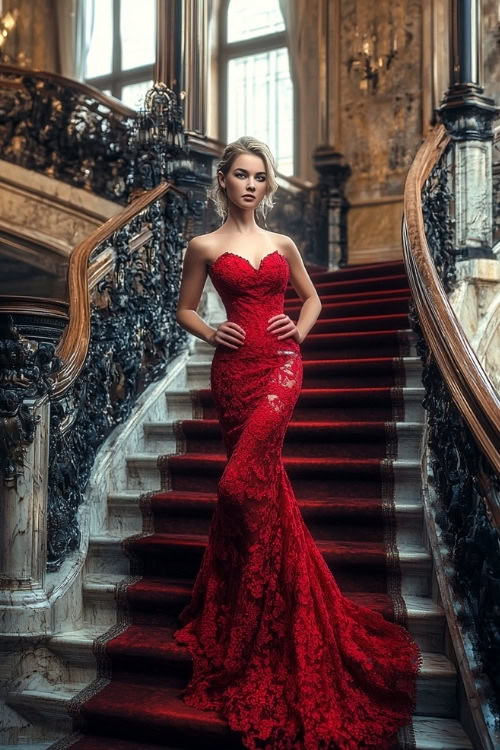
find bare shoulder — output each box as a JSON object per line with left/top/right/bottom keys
{"left": 267, "top": 231, "right": 303, "bottom": 263}
{"left": 184, "top": 233, "right": 218, "bottom": 266}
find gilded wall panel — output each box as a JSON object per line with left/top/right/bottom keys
{"left": 2, "top": 0, "right": 57, "bottom": 70}
{"left": 348, "top": 198, "right": 404, "bottom": 263}
{"left": 339, "top": 0, "right": 423, "bottom": 198}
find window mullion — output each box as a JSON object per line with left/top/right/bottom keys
{"left": 113, "top": 0, "right": 122, "bottom": 99}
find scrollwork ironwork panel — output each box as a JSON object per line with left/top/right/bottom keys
{"left": 0, "top": 68, "right": 137, "bottom": 203}
{"left": 0, "top": 319, "right": 61, "bottom": 486}
{"left": 47, "top": 192, "right": 189, "bottom": 570}
{"left": 421, "top": 149, "right": 456, "bottom": 293}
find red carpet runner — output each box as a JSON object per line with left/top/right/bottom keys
{"left": 49, "top": 258, "right": 415, "bottom": 750}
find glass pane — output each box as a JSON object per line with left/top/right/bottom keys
{"left": 121, "top": 0, "right": 156, "bottom": 71}
{"left": 85, "top": 0, "right": 113, "bottom": 78}
{"left": 227, "top": 0, "right": 285, "bottom": 43}
{"left": 121, "top": 80, "right": 153, "bottom": 109}
{"left": 227, "top": 48, "right": 294, "bottom": 175}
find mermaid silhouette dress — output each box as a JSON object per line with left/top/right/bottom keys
{"left": 173, "top": 249, "right": 422, "bottom": 749}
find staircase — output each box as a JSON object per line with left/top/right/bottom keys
{"left": 3, "top": 259, "right": 474, "bottom": 750}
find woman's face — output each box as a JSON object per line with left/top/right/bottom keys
{"left": 218, "top": 152, "right": 268, "bottom": 212}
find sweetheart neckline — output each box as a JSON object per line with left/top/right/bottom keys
{"left": 207, "top": 249, "right": 289, "bottom": 273}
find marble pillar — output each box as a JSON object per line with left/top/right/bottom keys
{"left": 0, "top": 397, "right": 51, "bottom": 636}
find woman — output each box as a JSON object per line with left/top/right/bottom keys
{"left": 174, "top": 136, "right": 421, "bottom": 750}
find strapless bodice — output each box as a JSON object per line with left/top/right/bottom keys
{"left": 207, "top": 250, "right": 301, "bottom": 360}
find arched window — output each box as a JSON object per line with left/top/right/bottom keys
{"left": 220, "top": 0, "right": 295, "bottom": 175}
{"left": 84, "top": 0, "right": 156, "bottom": 109}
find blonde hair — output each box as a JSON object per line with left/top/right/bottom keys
{"left": 209, "top": 136, "right": 278, "bottom": 224}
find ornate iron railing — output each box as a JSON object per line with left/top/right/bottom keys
{"left": 46, "top": 182, "right": 189, "bottom": 569}
{"left": 493, "top": 125, "right": 500, "bottom": 247}
{"left": 403, "top": 123, "right": 500, "bottom": 735}
{"left": 0, "top": 63, "right": 137, "bottom": 203}
{"left": 0, "top": 182, "right": 190, "bottom": 572}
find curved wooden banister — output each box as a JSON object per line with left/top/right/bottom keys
{"left": 0, "top": 62, "right": 137, "bottom": 119}
{"left": 52, "top": 181, "right": 186, "bottom": 397}
{"left": 403, "top": 123, "right": 500, "bottom": 492}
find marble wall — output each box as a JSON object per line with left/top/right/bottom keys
{"left": 0, "top": 160, "right": 121, "bottom": 298}
{"left": 1, "top": 0, "right": 56, "bottom": 70}
{"left": 449, "top": 259, "right": 500, "bottom": 394}
{"left": 327, "top": 0, "right": 429, "bottom": 263}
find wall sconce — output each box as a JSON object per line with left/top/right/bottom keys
{"left": 346, "top": 18, "right": 398, "bottom": 95}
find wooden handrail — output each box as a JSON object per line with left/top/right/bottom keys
{"left": 52, "top": 181, "right": 187, "bottom": 396}
{"left": 0, "top": 63, "right": 137, "bottom": 119}
{"left": 403, "top": 123, "right": 500, "bottom": 487}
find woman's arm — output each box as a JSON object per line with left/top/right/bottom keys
{"left": 176, "top": 237, "right": 218, "bottom": 345}
{"left": 267, "top": 236, "right": 322, "bottom": 345}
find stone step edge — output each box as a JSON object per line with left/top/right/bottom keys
{"left": 195, "top": 328, "right": 417, "bottom": 346}
{"left": 81, "top": 576, "right": 442, "bottom": 624}
{"left": 87, "top": 533, "right": 431, "bottom": 570}
{"left": 108, "top": 490, "right": 424, "bottom": 516}
{"left": 165, "top": 385, "right": 426, "bottom": 397}
{"left": 0, "top": 717, "right": 474, "bottom": 750}
{"left": 187, "top": 355, "right": 424, "bottom": 368}
{"left": 45, "top": 627, "right": 451, "bottom": 681}
{"left": 4, "top": 677, "right": 460, "bottom": 736}
{"left": 143, "top": 419, "right": 424, "bottom": 434}
{"left": 125, "top": 454, "right": 423, "bottom": 472}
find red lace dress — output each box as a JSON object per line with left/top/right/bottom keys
{"left": 173, "top": 250, "right": 421, "bottom": 749}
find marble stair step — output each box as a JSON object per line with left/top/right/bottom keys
{"left": 194, "top": 328, "right": 417, "bottom": 357}
{"left": 0, "top": 744, "right": 58, "bottom": 750}
{"left": 285, "top": 287, "right": 412, "bottom": 306}
{"left": 4, "top": 649, "right": 458, "bottom": 734}
{"left": 307, "top": 259, "right": 406, "bottom": 281}
{"left": 47, "top": 625, "right": 111, "bottom": 664}
{"left": 285, "top": 292, "right": 411, "bottom": 318}
{"left": 186, "top": 355, "right": 423, "bottom": 389}
{"left": 195, "top": 330, "right": 417, "bottom": 363}
{"left": 0, "top": 718, "right": 474, "bottom": 750}
{"left": 284, "top": 273, "right": 410, "bottom": 298}
{"left": 82, "top": 572, "right": 126, "bottom": 627}
{"left": 126, "top": 453, "right": 422, "bottom": 506}
{"left": 85, "top": 533, "right": 432, "bottom": 597}
{"left": 4, "top": 684, "right": 87, "bottom": 731}
{"left": 107, "top": 489, "right": 424, "bottom": 545}
{"left": 164, "top": 386, "right": 426, "bottom": 422}
{"left": 193, "top": 314, "right": 411, "bottom": 344}
{"left": 143, "top": 419, "right": 423, "bottom": 458}
{"left": 308, "top": 312, "right": 410, "bottom": 333}
{"left": 82, "top": 573, "right": 446, "bottom": 653}
{"left": 42, "top": 622, "right": 456, "bottom": 719}
{"left": 413, "top": 717, "right": 473, "bottom": 749}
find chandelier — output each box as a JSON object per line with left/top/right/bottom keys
{"left": 346, "top": 17, "right": 398, "bottom": 95}
{"left": 0, "top": 5, "right": 18, "bottom": 50}
{"left": 0, "top": 2, "right": 20, "bottom": 63}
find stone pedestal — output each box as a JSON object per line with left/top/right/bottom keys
{"left": 311, "top": 144, "right": 351, "bottom": 270}
{"left": 0, "top": 397, "right": 51, "bottom": 636}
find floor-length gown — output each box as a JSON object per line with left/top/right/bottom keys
{"left": 173, "top": 249, "right": 422, "bottom": 749}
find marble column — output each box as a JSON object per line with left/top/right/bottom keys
{"left": 439, "top": 0, "right": 499, "bottom": 261}
{"left": 155, "top": 0, "right": 208, "bottom": 136}
{"left": 311, "top": 0, "right": 351, "bottom": 270}
{"left": 0, "top": 396, "right": 51, "bottom": 635}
